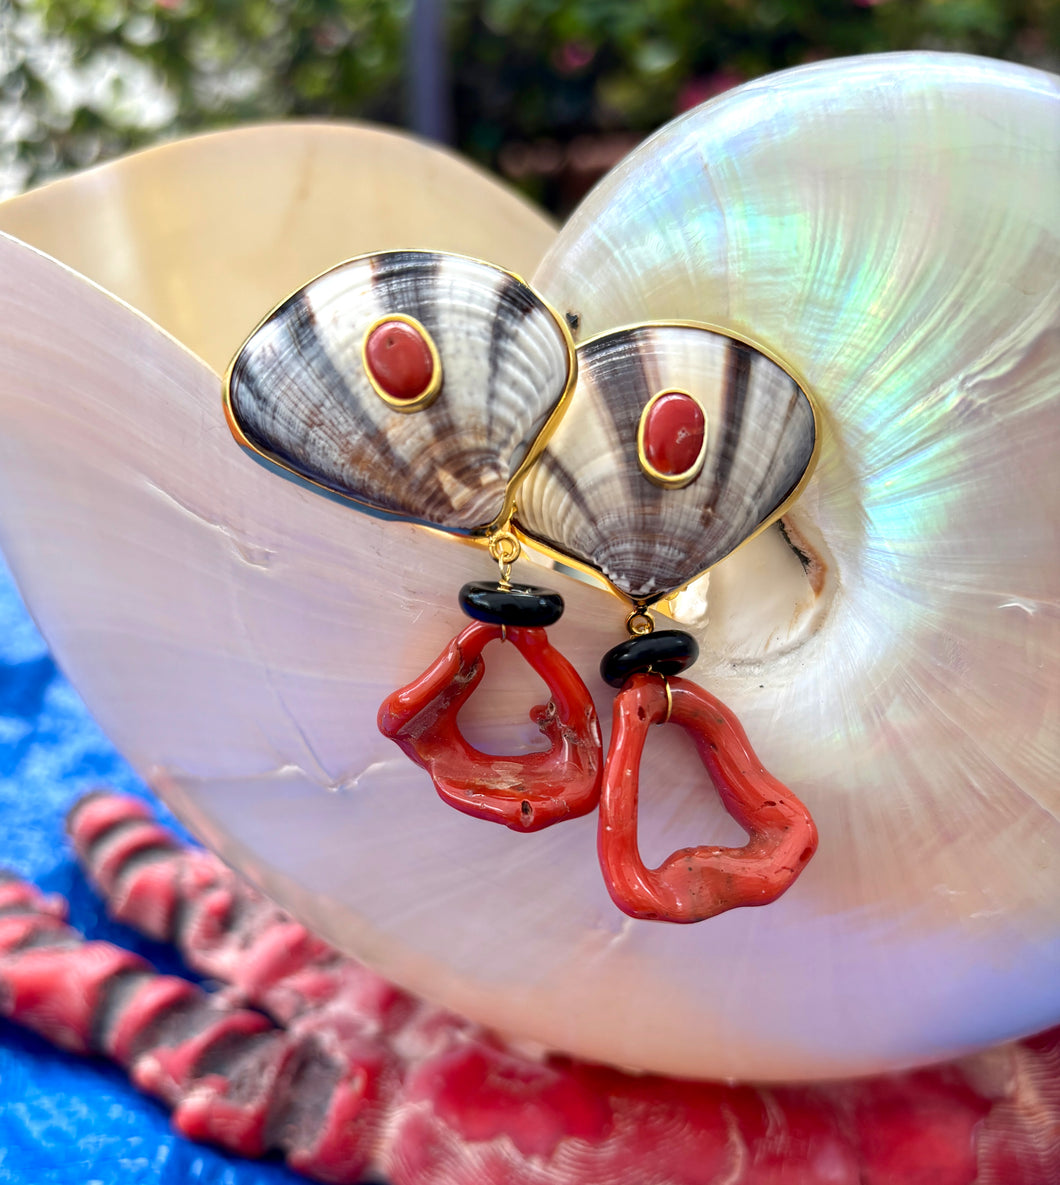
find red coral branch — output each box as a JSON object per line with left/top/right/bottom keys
{"left": 598, "top": 673, "right": 817, "bottom": 922}
{"left": 377, "top": 621, "right": 602, "bottom": 831}
{"left": 66, "top": 792, "right": 413, "bottom": 1036}
{"left": 1, "top": 793, "right": 1057, "bottom": 1184}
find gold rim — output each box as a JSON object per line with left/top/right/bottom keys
{"left": 360, "top": 313, "right": 442, "bottom": 412}
{"left": 635, "top": 387, "right": 709, "bottom": 489}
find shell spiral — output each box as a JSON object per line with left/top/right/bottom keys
{"left": 529, "top": 53, "right": 1060, "bottom": 1073}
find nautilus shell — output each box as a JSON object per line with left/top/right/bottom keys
{"left": 0, "top": 54, "right": 1056, "bottom": 1086}
{"left": 227, "top": 251, "right": 574, "bottom": 531}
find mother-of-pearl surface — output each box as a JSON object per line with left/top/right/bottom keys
{"left": 0, "top": 63, "right": 1056, "bottom": 1082}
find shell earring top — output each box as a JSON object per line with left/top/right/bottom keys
{"left": 225, "top": 249, "right": 603, "bottom": 832}
{"left": 517, "top": 321, "right": 819, "bottom": 602}
{"left": 225, "top": 250, "right": 575, "bottom": 531}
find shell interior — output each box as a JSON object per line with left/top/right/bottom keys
{"left": 517, "top": 324, "right": 817, "bottom": 601}
{"left": 226, "top": 251, "right": 574, "bottom": 532}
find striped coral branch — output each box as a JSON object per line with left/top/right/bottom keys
{"left": 0, "top": 870, "right": 388, "bottom": 1183}
{"left": 66, "top": 792, "right": 414, "bottom": 1037}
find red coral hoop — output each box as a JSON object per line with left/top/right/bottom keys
{"left": 598, "top": 672, "right": 818, "bottom": 923}
{"left": 378, "top": 620, "right": 601, "bottom": 831}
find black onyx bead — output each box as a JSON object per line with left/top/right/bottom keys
{"left": 458, "top": 581, "right": 564, "bottom": 627}
{"left": 600, "top": 630, "right": 699, "bottom": 688}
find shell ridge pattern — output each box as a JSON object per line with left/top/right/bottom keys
{"left": 720, "top": 353, "right": 786, "bottom": 526}
{"left": 533, "top": 450, "right": 597, "bottom": 540}
{"left": 486, "top": 270, "right": 544, "bottom": 473}
{"left": 298, "top": 279, "right": 456, "bottom": 510}
{"left": 724, "top": 352, "right": 814, "bottom": 526}
{"left": 495, "top": 287, "right": 575, "bottom": 486}
{"left": 398, "top": 255, "right": 469, "bottom": 505}
{"left": 517, "top": 338, "right": 640, "bottom": 584}
{"left": 587, "top": 332, "right": 671, "bottom": 595}
{"left": 369, "top": 250, "right": 438, "bottom": 323}
{"left": 420, "top": 255, "right": 496, "bottom": 518}
{"left": 428, "top": 256, "right": 564, "bottom": 513}
{"left": 228, "top": 250, "right": 578, "bottom": 533}
{"left": 364, "top": 253, "right": 485, "bottom": 519}
{"left": 708, "top": 338, "right": 753, "bottom": 511}
{"left": 234, "top": 293, "right": 408, "bottom": 498}
{"left": 517, "top": 322, "right": 817, "bottom": 601}
{"left": 303, "top": 274, "right": 396, "bottom": 444}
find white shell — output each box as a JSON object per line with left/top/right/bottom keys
{"left": 0, "top": 61, "right": 1056, "bottom": 1084}
{"left": 227, "top": 251, "right": 573, "bottom": 531}
{"left": 517, "top": 322, "right": 816, "bottom": 600}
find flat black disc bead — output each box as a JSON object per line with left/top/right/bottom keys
{"left": 458, "top": 581, "right": 564, "bottom": 627}
{"left": 600, "top": 630, "right": 699, "bottom": 688}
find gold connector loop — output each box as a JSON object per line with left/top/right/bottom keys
{"left": 661, "top": 676, "right": 673, "bottom": 725}
{"left": 489, "top": 529, "right": 521, "bottom": 590}
{"left": 625, "top": 606, "right": 654, "bottom": 637}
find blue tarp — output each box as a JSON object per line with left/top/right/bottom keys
{"left": 0, "top": 558, "right": 309, "bottom": 1185}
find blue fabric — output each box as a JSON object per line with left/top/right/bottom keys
{"left": 0, "top": 558, "right": 311, "bottom": 1185}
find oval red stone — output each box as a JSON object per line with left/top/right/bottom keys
{"left": 641, "top": 391, "right": 705, "bottom": 479}
{"left": 364, "top": 319, "right": 435, "bottom": 402}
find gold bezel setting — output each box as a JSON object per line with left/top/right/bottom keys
{"left": 360, "top": 313, "right": 442, "bottom": 412}
{"left": 635, "top": 387, "right": 709, "bottom": 489}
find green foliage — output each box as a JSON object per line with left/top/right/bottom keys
{"left": 453, "top": 0, "right": 1056, "bottom": 135}
{"left": 32, "top": 0, "right": 408, "bottom": 122}
{"left": 1, "top": 0, "right": 1056, "bottom": 205}
{"left": 0, "top": 0, "right": 408, "bottom": 195}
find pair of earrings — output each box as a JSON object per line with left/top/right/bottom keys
{"left": 225, "top": 250, "right": 818, "bottom": 924}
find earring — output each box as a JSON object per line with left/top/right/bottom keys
{"left": 226, "top": 265, "right": 817, "bottom": 916}
{"left": 516, "top": 322, "right": 820, "bottom": 922}
{"left": 224, "top": 250, "right": 602, "bottom": 833}
{"left": 595, "top": 611, "right": 817, "bottom": 923}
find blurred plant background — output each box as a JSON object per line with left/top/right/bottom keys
{"left": 1, "top": 0, "right": 1057, "bottom": 211}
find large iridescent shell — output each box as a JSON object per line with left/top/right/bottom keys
{"left": 0, "top": 59, "right": 1056, "bottom": 1085}
{"left": 517, "top": 322, "right": 817, "bottom": 600}
{"left": 227, "top": 251, "right": 574, "bottom": 531}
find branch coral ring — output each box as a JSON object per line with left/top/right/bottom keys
{"left": 378, "top": 621, "right": 602, "bottom": 831}
{"left": 598, "top": 673, "right": 818, "bottom": 923}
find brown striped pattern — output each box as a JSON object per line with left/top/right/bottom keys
{"left": 227, "top": 251, "right": 572, "bottom": 532}
{"left": 518, "top": 324, "right": 816, "bottom": 601}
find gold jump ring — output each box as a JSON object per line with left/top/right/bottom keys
{"left": 626, "top": 607, "right": 654, "bottom": 637}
